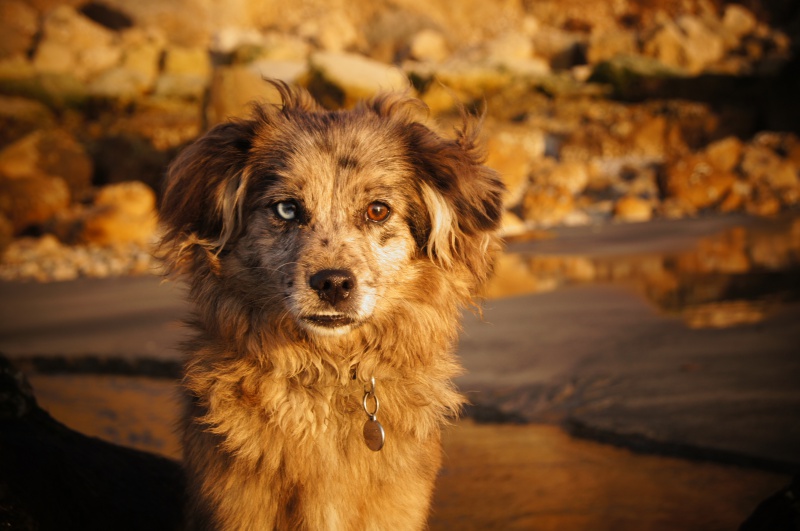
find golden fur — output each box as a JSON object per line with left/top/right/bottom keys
{"left": 159, "top": 82, "right": 504, "bottom": 530}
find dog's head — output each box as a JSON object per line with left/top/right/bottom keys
{"left": 160, "top": 82, "right": 504, "bottom": 338}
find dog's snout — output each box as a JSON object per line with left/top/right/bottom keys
{"left": 309, "top": 269, "right": 356, "bottom": 306}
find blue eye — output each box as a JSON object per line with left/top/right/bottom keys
{"left": 275, "top": 201, "right": 298, "bottom": 221}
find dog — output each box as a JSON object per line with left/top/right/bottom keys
{"left": 159, "top": 81, "right": 504, "bottom": 530}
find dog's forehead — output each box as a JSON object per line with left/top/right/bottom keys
{"left": 259, "top": 113, "right": 415, "bottom": 201}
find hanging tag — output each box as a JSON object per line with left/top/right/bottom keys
{"left": 363, "top": 417, "right": 385, "bottom": 452}
{"left": 362, "top": 377, "right": 385, "bottom": 451}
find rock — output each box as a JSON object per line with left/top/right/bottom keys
{"left": 745, "top": 184, "right": 782, "bottom": 217}
{"left": 206, "top": 61, "right": 307, "bottom": 125}
{"left": 0, "top": 172, "right": 71, "bottom": 234}
{"left": 741, "top": 145, "right": 798, "bottom": 191}
{"left": 588, "top": 55, "right": 684, "bottom": 99}
{"left": 424, "top": 60, "right": 511, "bottom": 102}
{"left": 153, "top": 46, "right": 211, "bottom": 100}
{"left": 230, "top": 32, "right": 310, "bottom": 63}
{"left": 718, "top": 180, "right": 751, "bottom": 213}
{"left": 162, "top": 46, "right": 211, "bottom": 77}
{"left": 0, "top": 96, "right": 57, "bottom": 147}
{"left": 308, "top": 51, "right": 409, "bottom": 108}
{"left": 0, "top": 129, "right": 93, "bottom": 197}
{"left": 0, "top": 214, "right": 12, "bottom": 254}
{"left": 485, "top": 32, "right": 533, "bottom": 64}
{"left": 614, "top": 195, "right": 653, "bottom": 223}
{"left": 642, "top": 16, "right": 726, "bottom": 74}
{"left": 661, "top": 155, "right": 737, "bottom": 210}
{"left": 116, "top": 29, "right": 164, "bottom": 91}
{"left": 0, "top": 0, "right": 38, "bottom": 59}
{"left": 682, "top": 300, "right": 768, "bottom": 329}
{"left": 631, "top": 115, "right": 668, "bottom": 159}
{"left": 33, "top": 6, "right": 122, "bottom": 81}
{"left": 212, "top": 27, "right": 265, "bottom": 55}
{"left": 704, "top": 136, "right": 743, "bottom": 173}
{"left": 586, "top": 29, "right": 638, "bottom": 65}
{"left": 484, "top": 126, "right": 544, "bottom": 207}
{"left": 522, "top": 184, "right": 576, "bottom": 227}
{"left": 659, "top": 196, "right": 698, "bottom": 219}
{"left": 536, "top": 160, "right": 589, "bottom": 195}
{"left": 90, "top": 99, "right": 200, "bottom": 188}
{"left": 722, "top": 4, "right": 758, "bottom": 39}
{"left": 408, "top": 29, "right": 449, "bottom": 63}
{"left": 678, "top": 16, "right": 725, "bottom": 72}
{"left": 87, "top": 67, "right": 148, "bottom": 99}
{"left": 298, "top": 11, "right": 359, "bottom": 52}
{"left": 81, "top": 181, "right": 158, "bottom": 246}
{"left": 530, "top": 26, "right": 583, "bottom": 70}
{"left": 498, "top": 210, "right": 527, "bottom": 238}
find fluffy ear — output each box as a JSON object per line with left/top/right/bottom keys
{"left": 159, "top": 119, "right": 258, "bottom": 273}
{"left": 406, "top": 118, "right": 505, "bottom": 286}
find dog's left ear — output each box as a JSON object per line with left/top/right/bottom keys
{"left": 406, "top": 119, "right": 505, "bottom": 285}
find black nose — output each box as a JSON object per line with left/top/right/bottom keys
{"left": 309, "top": 269, "right": 356, "bottom": 306}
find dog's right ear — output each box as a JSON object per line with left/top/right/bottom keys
{"left": 159, "top": 118, "right": 258, "bottom": 273}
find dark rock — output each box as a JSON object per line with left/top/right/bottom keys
{"left": 0, "top": 96, "right": 57, "bottom": 148}
{"left": 0, "top": 173, "right": 70, "bottom": 234}
{"left": 0, "top": 355, "right": 184, "bottom": 530}
{"left": 0, "top": 129, "right": 93, "bottom": 197}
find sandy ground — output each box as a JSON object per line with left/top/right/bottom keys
{"left": 27, "top": 373, "right": 789, "bottom": 531}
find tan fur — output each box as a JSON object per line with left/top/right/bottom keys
{"left": 159, "top": 82, "right": 504, "bottom": 530}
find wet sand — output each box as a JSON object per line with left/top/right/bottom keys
{"left": 27, "top": 373, "right": 788, "bottom": 531}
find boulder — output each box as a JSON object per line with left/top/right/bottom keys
{"left": 642, "top": 16, "right": 725, "bottom": 74}
{"left": 661, "top": 154, "right": 737, "bottom": 210}
{"left": 0, "top": 172, "right": 71, "bottom": 234}
{"left": 308, "top": 52, "right": 409, "bottom": 108}
{"left": 408, "top": 29, "right": 450, "bottom": 63}
{"left": 87, "top": 28, "right": 165, "bottom": 98}
{"left": 614, "top": 195, "right": 653, "bottom": 223}
{"left": 530, "top": 26, "right": 583, "bottom": 70}
{"left": 206, "top": 61, "right": 307, "bottom": 126}
{"left": 80, "top": 181, "right": 158, "bottom": 246}
{"left": 741, "top": 145, "right": 798, "bottom": 191}
{"left": 484, "top": 126, "right": 544, "bottom": 207}
{"left": 745, "top": 184, "right": 782, "bottom": 217}
{"left": 154, "top": 46, "right": 211, "bottom": 100}
{"left": 297, "top": 11, "right": 359, "bottom": 52}
{"left": 32, "top": 6, "right": 122, "bottom": 81}
{"left": 229, "top": 32, "right": 310, "bottom": 63}
{"left": 104, "top": 98, "right": 201, "bottom": 152}
{"left": 0, "top": 129, "right": 93, "bottom": 197}
{"left": 535, "top": 160, "right": 589, "bottom": 195}
{"left": 676, "top": 16, "right": 725, "bottom": 73}
{"left": 0, "top": 0, "right": 38, "bottom": 59}
{"left": 704, "top": 136, "right": 743, "bottom": 173}
{"left": 0, "top": 96, "right": 56, "bottom": 148}
{"left": 522, "top": 184, "right": 576, "bottom": 227}
{"left": 722, "top": 4, "right": 758, "bottom": 39}
{"left": 586, "top": 29, "right": 638, "bottom": 65}
{"left": 0, "top": 214, "right": 12, "bottom": 254}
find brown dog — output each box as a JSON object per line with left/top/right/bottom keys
{"left": 159, "top": 82, "right": 504, "bottom": 530}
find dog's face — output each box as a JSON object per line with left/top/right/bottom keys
{"left": 160, "top": 83, "right": 504, "bottom": 340}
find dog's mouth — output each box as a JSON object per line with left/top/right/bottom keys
{"left": 302, "top": 314, "right": 357, "bottom": 329}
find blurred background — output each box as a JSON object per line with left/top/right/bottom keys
{"left": 0, "top": 0, "right": 799, "bottom": 529}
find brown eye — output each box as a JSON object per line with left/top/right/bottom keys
{"left": 366, "top": 202, "right": 390, "bottom": 223}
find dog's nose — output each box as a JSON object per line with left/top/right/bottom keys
{"left": 309, "top": 269, "right": 356, "bottom": 306}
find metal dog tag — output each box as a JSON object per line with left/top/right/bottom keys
{"left": 363, "top": 418, "right": 385, "bottom": 452}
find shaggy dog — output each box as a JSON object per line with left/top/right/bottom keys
{"left": 159, "top": 82, "right": 504, "bottom": 530}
